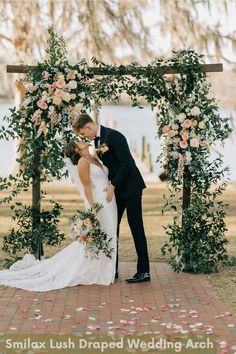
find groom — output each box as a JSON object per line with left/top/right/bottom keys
{"left": 72, "top": 114, "right": 150, "bottom": 283}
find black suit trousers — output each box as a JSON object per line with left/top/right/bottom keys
{"left": 116, "top": 193, "right": 150, "bottom": 274}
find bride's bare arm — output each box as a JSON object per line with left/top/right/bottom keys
{"left": 78, "top": 159, "right": 94, "bottom": 206}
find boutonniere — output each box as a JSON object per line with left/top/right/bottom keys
{"left": 96, "top": 143, "right": 109, "bottom": 155}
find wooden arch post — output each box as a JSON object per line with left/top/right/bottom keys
{"left": 6, "top": 63, "right": 223, "bottom": 261}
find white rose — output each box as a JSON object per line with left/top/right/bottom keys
{"left": 67, "top": 80, "right": 78, "bottom": 90}
{"left": 169, "top": 130, "right": 178, "bottom": 137}
{"left": 201, "top": 140, "right": 210, "bottom": 148}
{"left": 171, "top": 123, "right": 179, "bottom": 130}
{"left": 22, "top": 97, "right": 32, "bottom": 106}
{"left": 53, "top": 96, "right": 62, "bottom": 106}
{"left": 171, "top": 151, "right": 179, "bottom": 159}
{"left": 185, "top": 151, "right": 192, "bottom": 164}
{"left": 190, "top": 106, "right": 201, "bottom": 116}
{"left": 70, "top": 94, "right": 76, "bottom": 100}
{"left": 49, "top": 105, "right": 55, "bottom": 112}
{"left": 190, "top": 137, "right": 200, "bottom": 148}
{"left": 177, "top": 113, "right": 186, "bottom": 122}
{"left": 41, "top": 90, "right": 48, "bottom": 98}
{"left": 62, "top": 92, "right": 71, "bottom": 102}
{"left": 198, "top": 121, "right": 206, "bottom": 129}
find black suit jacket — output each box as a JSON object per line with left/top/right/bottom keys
{"left": 98, "top": 125, "right": 146, "bottom": 200}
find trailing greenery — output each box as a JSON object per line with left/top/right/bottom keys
{"left": 0, "top": 30, "right": 232, "bottom": 272}
{"left": 2, "top": 201, "right": 64, "bottom": 256}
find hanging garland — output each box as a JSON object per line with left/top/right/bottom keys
{"left": 0, "top": 30, "right": 232, "bottom": 272}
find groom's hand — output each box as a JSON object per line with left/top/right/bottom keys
{"left": 104, "top": 184, "right": 115, "bottom": 202}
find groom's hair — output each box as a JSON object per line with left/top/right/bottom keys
{"left": 72, "top": 114, "right": 94, "bottom": 131}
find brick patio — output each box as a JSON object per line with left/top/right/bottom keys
{"left": 0, "top": 262, "right": 235, "bottom": 353}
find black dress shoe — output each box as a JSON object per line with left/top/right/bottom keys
{"left": 115, "top": 272, "right": 119, "bottom": 279}
{"left": 125, "top": 272, "right": 150, "bottom": 283}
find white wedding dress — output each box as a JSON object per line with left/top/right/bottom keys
{"left": 0, "top": 159, "right": 117, "bottom": 291}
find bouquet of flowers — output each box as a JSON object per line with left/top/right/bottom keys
{"left": 69, "top": 202, "right": 114, "bottom": 260}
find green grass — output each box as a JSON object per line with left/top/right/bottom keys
{"left": 0, "top": 181, "right": 236, "bottom": 310}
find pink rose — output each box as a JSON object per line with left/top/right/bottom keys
{"left": 55, "top": 79, "right": 66, "bottom": 88}
{"left": 37, "top": 100, "right": 48, "bottom": 110}
{"left": 36, "top": 120, "right": 48, "bottom": 138}
{"left": 162, "top": 125, "right": 171, "bottom": 134}
{"left": 31, "top": 110, "right": 42, "bottom": 126}
{"left": 183, "top": 119, "right": 192, "bottom": 128}
{"left": 181, "top": 131, "right": 189, "bottom": 141}
{"left": 179, "top": 140, "right": 188, "bottom": 149}
{"left": 54, "top": 88, "right": 63, "bottom": 97}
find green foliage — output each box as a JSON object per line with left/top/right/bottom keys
{"left": 2, "top": 201, "right": 65, "bottom": 256}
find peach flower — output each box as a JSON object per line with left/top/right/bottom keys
{"left": 55, "top": 79, "right": 66, "bottom": 88}
{"left": 37, "top": 100, "right": 48, "bottom": 110}
{"left": 183, "top": 119, "right": 192, "bottom": 128}
{"left": 54, "top": 88, "right": 63, "bottom": 97}
{"left": 191, "top": 119, "right": 198, "bottom": 127}
{"left": 179, "top": 140, "right": 188, "bottom": 149}
{"left": 181, "top": 131, "right": 189, "bottom": 141}
{"left": 80, "top": 235, "right": 88, "bottom": 242}
{"left": 162, "top": 125, "right": 171, "bottom": 134}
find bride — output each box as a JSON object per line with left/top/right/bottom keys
{"left": 0, "top": 140, "right": 117, "bottom": 291}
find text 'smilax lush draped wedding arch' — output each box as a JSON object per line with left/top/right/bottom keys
{"left": 1, "top": 30, "right": 232, "bottom": 273}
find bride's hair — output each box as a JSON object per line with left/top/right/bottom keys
{"left": 64, "top": 141, "right": 81, "bottom": 165}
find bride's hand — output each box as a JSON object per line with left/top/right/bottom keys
{"left": 104, "top": 184, "right": 115, "bottom": 202}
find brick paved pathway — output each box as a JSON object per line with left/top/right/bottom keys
{"left": 0, "top": 262, "right": 235, "bottom": 353}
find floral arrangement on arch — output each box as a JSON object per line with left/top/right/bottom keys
{"left": 20, "top": 64, "right": 94, "bottom": 139}
{"left": 156, "top": 70, "right": 232, "bottom": 183}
